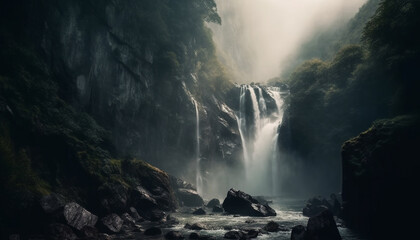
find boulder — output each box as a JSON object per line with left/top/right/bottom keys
{"left": 131, "top": 186, "right": 158, "bottom": 210}
{"left": 165, "top": 231, "right": 184, "bottom": 239}
{"left": 185, "top": 223, "right": 207, "bottom": 230}
{"left": 206, "top": 199, "right": 221, "bottom": 208}
{"left": 291, "top": 225, "right": 306, "bottom": 240}
{"left": 306, "top": 210, "right": 341, "bottom": 240}
{"left": 246, "top": 229, "right": 259, "bottom": 238}
{"left": 48, "top": 223, "right": 77, "bottom": 240}
{"left": 222, "top": 189, "right": 276, "bottom": 217}
{"left": 303, "top": 204, "right": 329, "bottom": 218}
{"left": 193, "top": 208, "right": 206, "bottom": 215}
{"left": 100, "top": 214, "right": 123, "bottom": 233}
{"left": 212, "top": 206, "right": 223, "bottom": 213}
{"left": 128, "top": 207, "right": 143, "bottom": 222}
{"left": 263, "top": 221, "right": 280, "bottom": 232}
{"left": 176, "top": 189, "right": 204, "bottom": 207}
{"left": 224, "top": 231, "right": 245, "bottom": 239}
{"left": 40, "top": 193, "right": 66, "bottom": 214}
{"left": 63, "top": 202, "right": 98, "bottom": 230}
{"left": 144, "top": 227, "right": 162, "bottom": 236}
{"left": 98, "top": 182, "right": 129, "bottom": 214}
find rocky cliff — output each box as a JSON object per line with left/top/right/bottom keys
{"left": 0, "top": 0, "right": 243, "bottom": 237}
{"left": 341, "top": 115, "right": 420, "bottom": 239}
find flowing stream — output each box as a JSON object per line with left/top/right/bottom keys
{"left": 236, "top": 85, "right": 285, "bottom": 196}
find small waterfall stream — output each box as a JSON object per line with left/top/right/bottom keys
{"left": 236, "top": 85, "right": 285, "bottom": 196}
{"left": 193, "top": 99, "right": 203, "bottom": 196}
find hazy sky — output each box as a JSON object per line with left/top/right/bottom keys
{"left": 210, "top": 0, "right": 367, "bottom": 83}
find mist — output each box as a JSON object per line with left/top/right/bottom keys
{"left": 210, "top": 0, "right": 367, "bottom": 83}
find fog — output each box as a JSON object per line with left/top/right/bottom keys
{"left": 210, "top": 0, "right": 367, "bottom": 83}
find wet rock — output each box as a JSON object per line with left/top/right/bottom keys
{"left": 306, "top": 210, "right": 341, "bottom": 240}
{"left": 100, "top": 213, "right": 123, "bottom": 233}
{"left": 291, "top": 225, "right": 306, "bottom": 240}
{"left": 131, "top": 186, "right": 158, "bottom": 209}
{"left": 166, "top": 214, "right": 180, "bottom": 224}
{"left": 63, "top": 202, "right": 98, "bottom": 230}
{"left": 246, "top": 229, "right": 259, "bottom": 238}
{"left": 212, "top": 206, "right": 223, "bottom": 213}
{"left": 47, "top": 223, "right": 77, "bottom": 240}
{"left": 185, "top": 223, "right": 207, "bottom": 230}
{"left": 193, "top": 208, "right": 206, "bottom": 215}
{"left": 40, "top": 193, "right": 66, "bottom": 214}
{"left": 144, "top": 227, "right": 162, "bottom": 236}
{"left": 206, "top": 199, "right": 221, "bottom": 208}
{"left": 245, "top": 220, "right": 255, "bottom": 224}
{"left": 128, "top": 207, "right": 143, "bottom": 222}
{"left": 224, "top": 231, "right": 245, "bottom": 239}
{"left": 176, "top": 189, "right": 204, "bottom": 207}
{"left": 253, "top": 196, "right": 272, "bottom": 205}
{"left": 263, "top": 221, "right": 280, "bottom": 232}
{"left": 222, "top": 189, "right": 276, "bottom": 217}
{"left": 303, "top": 204, "right": 329, "bottom": 218}
{"left": 165, "top": 231, "right": 184, "bottom": 239}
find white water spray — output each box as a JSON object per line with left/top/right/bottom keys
{"left": 236, "top": 85, "right": 285, "bottom": 196}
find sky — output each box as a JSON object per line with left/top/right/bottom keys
{"left": 210, "top": 0, "right": 367, "bottom": 83}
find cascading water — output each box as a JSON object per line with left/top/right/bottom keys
{"left": 193, "top": 99, "right": 203, "bottom": 196}
{"left": 236, "top": 85, "right": 285, "bottom": 196}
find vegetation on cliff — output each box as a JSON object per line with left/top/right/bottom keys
{"left": 279, "top": 0, "right": 420, "bottom": 194}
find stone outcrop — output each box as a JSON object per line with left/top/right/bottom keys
{"left": 222, "top": 189, "right": 276, "bottom": 217}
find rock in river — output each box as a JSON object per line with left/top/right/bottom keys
{"left": 222, "top": 189, "right": 276, "bottom": 217}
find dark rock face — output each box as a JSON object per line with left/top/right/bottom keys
{"left": 165, "top": 231, "right": 184, "bottom": 239}
{"left": 212, "top": 206, "right": 223, "bottom": 213}
{"left": 48, "top": 223, "right": 77, "bottom": 240}
{"left": 222, "top": 189, "right": 276, "bottom": 217}
{"left": 144, "top": 227, "right": 162, "bottom": 236}
{"left": 193, "top": 208, "right": 206, "bottom": 215}
{"left": 98, "top": 182, "right": 129, "bottom": 214}
{"left": 291, "top": 225, "right": 306, "bottom": 240}
{"left": 120, "top": 213, "right": 136, "bottom": 227}
{"left": 306, "top": 210, "right": 341, "bottom": 240}
{"left": 206, "top": 199, "right": 221, "bottom": 208}
{"left": 100, "top": 214, "right": 123, "bottom": 233}
{"left": 63, "top": 202, "right": 98, "bottom": 230}
{"left": 176, "top": 189, "right": 204, "bottom": 207}
{"left": 341, "top": 116, "right": 420, "bottom": 239}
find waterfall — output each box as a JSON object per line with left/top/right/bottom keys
{"left": 236, "top": 85, "right": 285, "bottom": 196}
{"left": 193, "top": 99, "right": 203, "bottom": 195}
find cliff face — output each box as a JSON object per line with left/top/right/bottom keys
{"left": 1, "top": 0, "right": 242, "bottom": 178}
{"left": 0, "top": 0, "right": 242, "bottom": 236}
{"left": 341, "top": 115, "right": 420, "bottom": 238}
